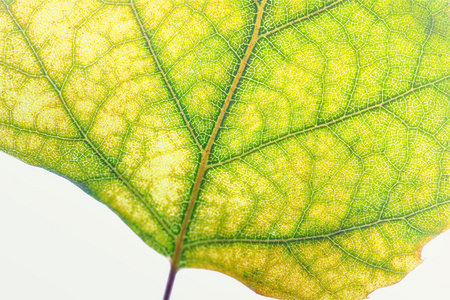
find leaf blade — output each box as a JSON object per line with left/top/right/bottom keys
{"left": 0, "top": 0, "right": 449, "bottom": 299}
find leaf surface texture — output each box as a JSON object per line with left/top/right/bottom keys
{"left": 0, "top": 0, "right": 449, "bottom": 299}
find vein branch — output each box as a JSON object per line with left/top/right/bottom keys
{"left": 129, "top": 0, "right": 203, "bottom": 151}
{"left": 258, "top": 0, "right": 347, "bottom": 40}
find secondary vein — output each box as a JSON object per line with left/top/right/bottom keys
{"left": 3, "top": 2, "right": 175, "bottom": 239}
{"left": 184, "top": 197, "right": 450, "bottom": 247}
{"left": 129, "top": 0, "right": 203, "bottom": 151}
{"left": 208, "top": 74, "right": 450, "bottom": 168}
{"left": 258, "top": 0, "right": 347, "bottom": 40}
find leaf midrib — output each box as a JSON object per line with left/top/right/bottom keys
{"left": 167, "top": 0, "right": 269, "bottom": 279}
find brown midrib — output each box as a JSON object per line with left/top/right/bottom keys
{"left": 164, "top": 1, "right": 268, "bottom": 298}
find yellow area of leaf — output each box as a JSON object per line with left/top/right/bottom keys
{"left": 0, "top": 0, "right": 449, "bottom": 299}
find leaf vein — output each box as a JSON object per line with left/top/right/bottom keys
{"left": 2, "top": 1, "right": 176, "bottom": 239}
{"left": 208, "top": 75, "right": 450, "bottom": 168}
{"left": 129, "top": 0, "right": 203, "bottom": 150}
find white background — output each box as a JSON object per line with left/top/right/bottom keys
{"left": 1, "top": 151, "right": 450, "bottom": 300}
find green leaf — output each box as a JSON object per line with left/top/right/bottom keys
{"left": 0, "top": 0, "right": 449, "bottom": 299}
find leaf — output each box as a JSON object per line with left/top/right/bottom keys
{"left": 0, "top": 0, "right": 449, "bottom": 299}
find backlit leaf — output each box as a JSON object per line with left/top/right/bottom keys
{"left": 0, "top": 0, "right": 449, "bottom": 299}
